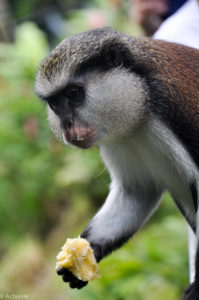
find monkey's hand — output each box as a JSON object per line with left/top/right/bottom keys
{"left": 55, "top": 238, "right": 100, "bottom": 289}
{"left": 56, "top": 267, "right": 88, "bottom": 289}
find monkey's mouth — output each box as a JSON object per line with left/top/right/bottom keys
{"left": 62, "top": 120, "right": 97, "bottom": 149}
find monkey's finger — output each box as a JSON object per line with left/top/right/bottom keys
{"left": 57, "top": 267, "right": 88, "bottom": 289}
{"left": 56, "top": 266, "right": 65, "bottom": 275}
{"left": 62, "top": 271, "right": 76, "bottom": 282}
{"left": 69, "top": 279, "right": 88, "bottom": 289}
{"left": 57, "top": 267, "right": 75, "bottom": 281}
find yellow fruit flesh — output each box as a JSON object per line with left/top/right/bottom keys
{"left": 55, "top": 238, "right": 100, "bottom": 281}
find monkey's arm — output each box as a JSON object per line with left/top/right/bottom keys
{"left": 57, "top": 180, "right": 162, "bottom": 288}
{"left": 81, "top": 181, "right": 161, "bottom": 261}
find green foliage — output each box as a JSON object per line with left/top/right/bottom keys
{"left": 0, "top": 23, "right": 107, "bottom": 242}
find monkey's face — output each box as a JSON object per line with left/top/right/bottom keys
{"left": 36, "top": 68, "right": 146, "bottom": 149}
{"left": 35, "top": 29, "right": 147, "bottom": 149}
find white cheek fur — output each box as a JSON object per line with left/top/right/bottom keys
{"left": 78, "top": 68, "right": 147, "bottom": 140}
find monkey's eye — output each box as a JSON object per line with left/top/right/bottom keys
{"left": 67, "top": 87, "right": 80, "bottom": 98}
{"left": 65, "top": 85, "right": 85, "bottom": 106}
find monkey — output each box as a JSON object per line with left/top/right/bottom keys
{"left": 35, "top": 27, "right": 199, "bottom": 299}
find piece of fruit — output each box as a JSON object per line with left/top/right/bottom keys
{"left": 55, "top": 238, "right": 100, "bottom": 281}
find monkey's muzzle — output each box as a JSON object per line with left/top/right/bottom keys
{"left": 62, "top": 119, "right": 97, "bottom": 149}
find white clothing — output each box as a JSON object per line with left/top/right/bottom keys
{"left": 154, "top": 0, "right": 199, "bottom": 49}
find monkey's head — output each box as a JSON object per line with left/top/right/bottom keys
{"left": 35, "top": 28, "right": 148, "bottom": 148}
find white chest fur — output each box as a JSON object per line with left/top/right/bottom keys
{"left": 100, "top": 116, "right": 198, "bottom": 227}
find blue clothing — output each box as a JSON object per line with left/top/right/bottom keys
{"left": 163, "top": 0, "right": 188, "bottom": 19}
{"left": 169, "top": 0, "right": 188, "bottom": 15}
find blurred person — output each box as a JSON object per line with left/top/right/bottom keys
{"left": 131, "top": 0, "right": 187, "bottom": 36}
{"left": 154, "top": 0, "right": 199, "bottom": 48}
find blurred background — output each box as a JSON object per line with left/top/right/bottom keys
{"left": 0, "top": 0, "right": 189, "bottom": 299}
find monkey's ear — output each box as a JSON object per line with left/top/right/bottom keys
{"left": 102, "top": 42, "right": 145, "bottom": 76}
{"left": 101, "top": 42, "right": 127, "bottom": 68}
{"left": 75, "top": 41, "right": 132, "bottom": 75}
{"left": 105, "top": 45, "right": 124, "bottom": 67}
